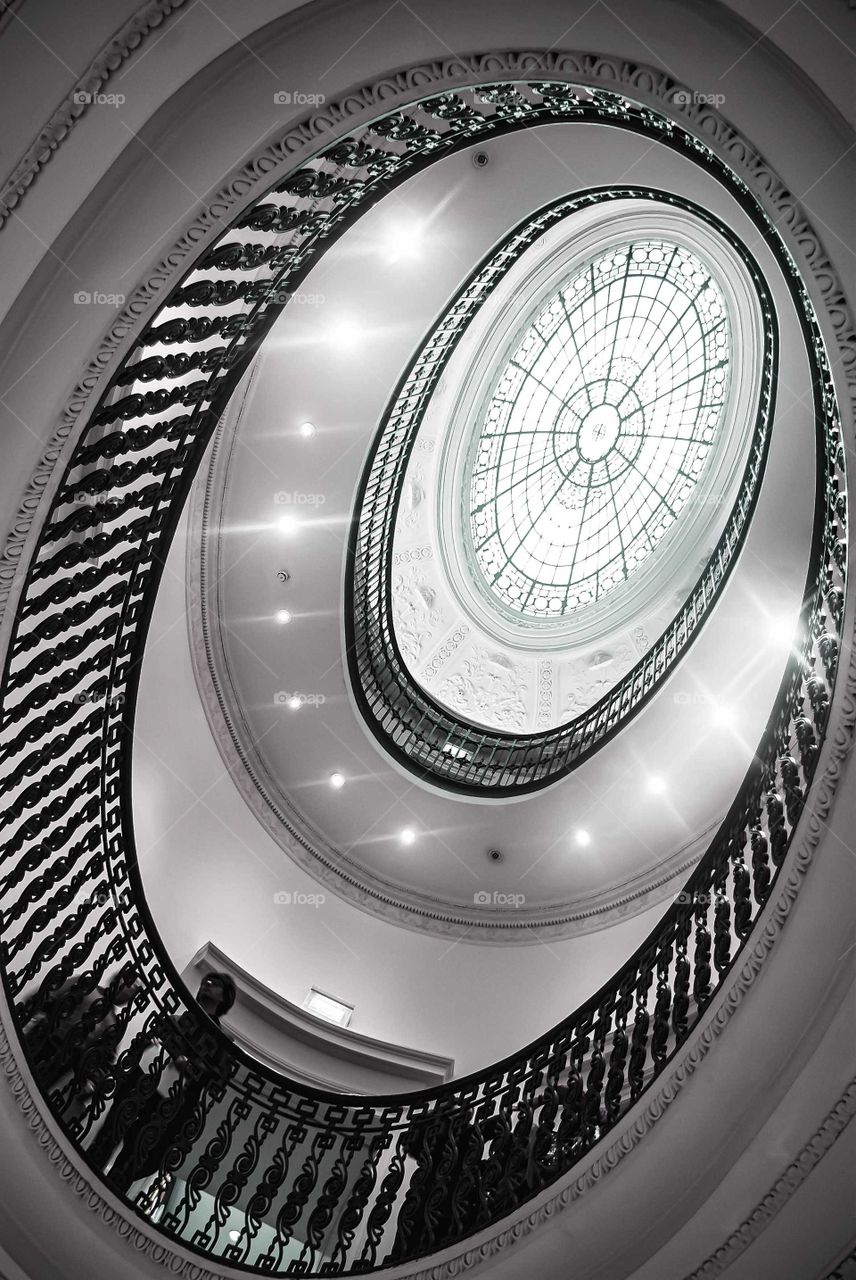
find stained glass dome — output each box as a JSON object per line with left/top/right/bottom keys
{"left": 466, "top": 239, "right": 731, "bottom": 618}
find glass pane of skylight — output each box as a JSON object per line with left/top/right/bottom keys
{"left": 467, "top": 240, "right": 730, "bottom": 617}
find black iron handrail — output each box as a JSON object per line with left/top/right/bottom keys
{"left": 0, "top": 79, "right": 846, "bottom": 1275}
{"left": 346, "top": 187, "right": 777, "bottom": 793}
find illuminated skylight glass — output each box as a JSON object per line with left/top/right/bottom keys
{"left": 467, "top": 240, "right": 730, "bottom": 618}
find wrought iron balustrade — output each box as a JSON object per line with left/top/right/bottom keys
{"left": 0, "top": 77, "right": 846, "bottom": 1275}
{"left": 347, "top": 187, "right": 777, "bottom": 793}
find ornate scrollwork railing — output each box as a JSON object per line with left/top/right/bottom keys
{"left": 0, "top": 78, "right": 846, "bottom": 1275}
{"left": 347, "top": 187, "right": 777, "bottom": 794}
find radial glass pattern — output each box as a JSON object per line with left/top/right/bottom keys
{"left": 467, "top": 240, "right": 731, "bottom": 617}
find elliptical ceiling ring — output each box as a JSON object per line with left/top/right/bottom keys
{"left": 348, "top": 188, "right": 777, "bottom": 790}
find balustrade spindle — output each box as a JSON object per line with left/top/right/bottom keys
{"left": 629, "top": 966, "right": 653, "bottom": 1102}
{"left": 692, "top": 900, "right": 713, "bottom": 1011}
{"left": 650, "top": 947, "right": 672, "bottom": 1074}
{"left": 766, "top": 786, "right": 788, "bottom": 868}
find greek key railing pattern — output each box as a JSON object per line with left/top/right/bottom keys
{"left": 347, "top": 187, "right": 776, "bottom": 793}
{"left": 0, "top": 80, "right": 846, "bottom": 1275}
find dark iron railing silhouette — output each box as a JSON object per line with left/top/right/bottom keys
{"left": 0, "top": 80, "right": 845, "bottom": 1274}
{"left": 346, "top": 187, "right": 777, "bottom": 793}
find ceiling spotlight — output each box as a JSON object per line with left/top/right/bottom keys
{"left": 766, "top": 614, "right": 798, "bottom": 649}
{"left": 275, "top": 609, "right": 292, "bottom": 625}
{"left": 399, "top": 827, "right": 416, "bottom": 846}
{"left": 647, "top": 775, "right": 666, "bottom": 795}
{"left": 329, "top": 772, "right": 345, "bottom": 789}
{"left": 384, "top": 218, "right": 425, "bottom": 262}
{"left": 711, "top": 703, "right": 734, "bottom": 728}
{"left": 278, "top": 513, "right": 299, "bottom": 535}
{"left": 287, "top": 695, "right": 302, "bottom": 711}
{"left": 329, "top": 318, "right": 360, "bottom": 350}
{"left": 574, "top": 829, "right": 592, "bottom": 848}
{"left": 228, "top": 1230, "right": 240, "bottom": 1243}
{"left": 299, "top": 420, "right": 316, "bottom": 438}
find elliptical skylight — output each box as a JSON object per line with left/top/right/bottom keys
{"left": 466, "top": 239, "right": 730, "bottom": 618}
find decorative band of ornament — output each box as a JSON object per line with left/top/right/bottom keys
{"left": 0, "top": 78, "right": 846, "bottom": 1277}
{"left": 347, "top": 188, "right": 776, "bottom": 793}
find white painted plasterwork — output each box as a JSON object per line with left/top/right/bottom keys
{"left": 390, "top": 199, "right": 763, "bottom": 733}
{"left": 189, "top": 385, "right": 717, "bottom": 942}
{"left": 0, "top": 0, "right": 190, "bottom": 229}
{"left": 0, "top": 37, "right": 852, "bottom": 1280}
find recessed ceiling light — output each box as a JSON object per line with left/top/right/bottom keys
{"left": 329, "top": 772, "right": 345, "bottom": 789}
{"left": 228, "top": 1230, "right": 240, "bottom": 1242}
{"left": 304, "top": 988, "right": 354, "bottom": 1027}
{"left": 399, "top": 827, "right": 416, "bottom": 845}
{"left": 384, "top": 218, "right": 425, "bottom": 262}
{"left": 711, "top": 703, "right": 734, "bottom": 727}
{"left": 766, "top": 614, "right": 797, "bottom": 649}
{"left": 329, "top": 318, "right": 359, "bottom": 350}
{"left": 299, "top": 420, "right": 316, "bottom": 438}
{"left": 275, "top": 609, "right": 292, "bottom": 624}
{"left": 647, "top": 775, "right": 666, "bottom": 795}
{"left": 287, "top": 695, "right": 302, "bottom": 710}
{"left": 278, "top": 513, "right": 298, "bottom": 535}
{"left": 574, "top": 829, "right": 592, "bottom": 848}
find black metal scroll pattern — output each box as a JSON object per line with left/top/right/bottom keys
{"left": 347, "top": 188, "right": 776, "bottom": 793}
{"left": 0, "top": 80, "right": 846, "bottom": 1276}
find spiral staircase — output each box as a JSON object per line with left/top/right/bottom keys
{"left": 0, "top": 3, "right": 854, "bottom": 1279}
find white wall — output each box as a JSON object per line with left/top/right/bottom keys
{"left": 134, "top": 509, "right": 668, "bottom": 1076}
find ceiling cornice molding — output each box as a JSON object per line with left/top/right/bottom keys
{"left": 684, "top": 1078, "right": 856, "bottom": 1278}
{"left": 0, "top": 41, "right": 853, "bottom": 1277}
{"left": 0, "top": 0, "right": 190, "bottom": 229}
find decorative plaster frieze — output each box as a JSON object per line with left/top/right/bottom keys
{"left": 0, "top": 0, "right": 190, "bottom": 228}
{"left": 685, "top": 1079, "right": 856, "bottom": 1277}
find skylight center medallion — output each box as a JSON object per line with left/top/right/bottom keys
{"left": 577, "top": 404, "right": 621, "bottom": 462}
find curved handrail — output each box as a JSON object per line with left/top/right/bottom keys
{"left": 0, "top": 79, "right": 846, "bottom": 1276}
{"left": 346, "top": 186, "right": 777, "bottom": 793}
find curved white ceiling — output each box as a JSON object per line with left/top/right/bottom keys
{"left": 172, "top": 119, "right": 814, "bottom": 942}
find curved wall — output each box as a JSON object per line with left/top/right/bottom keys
{"left": 0, "top": 2, "right": 853, "bottom": 1279}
